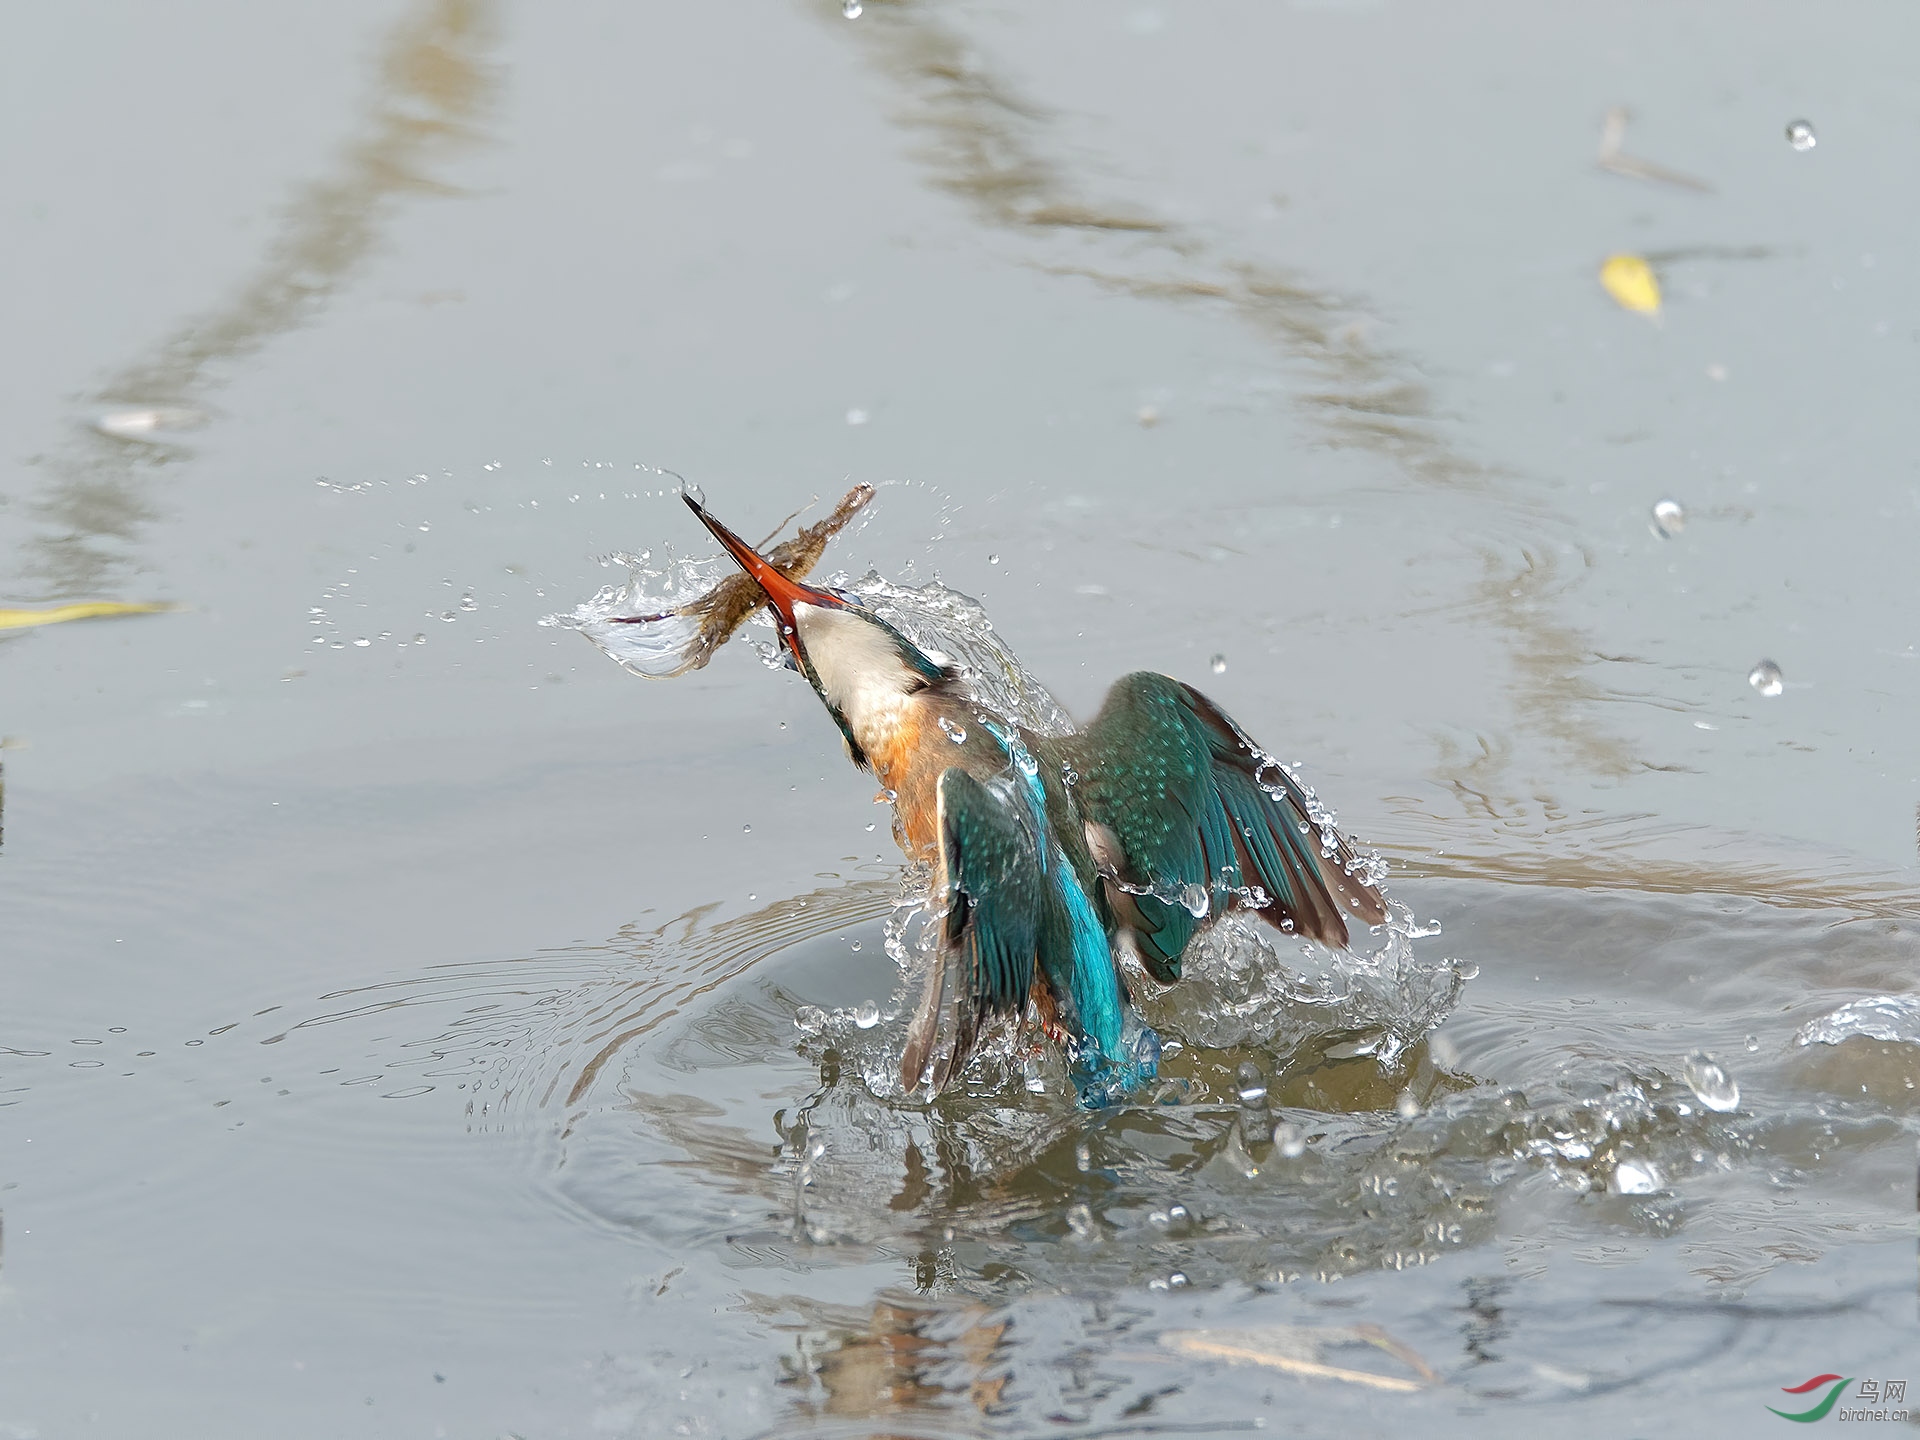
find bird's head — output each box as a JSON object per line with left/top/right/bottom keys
{"left": 685, "top": 492, "right": 952, "bottom": 767}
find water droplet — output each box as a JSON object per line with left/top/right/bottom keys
{"left": 1684, "top": 1052, "right": 1740, "bottom": 1112}
{"left": 1611, "top": 1157, "right": 1664, "bottom": 1195}
{"left": 1650, "top": 498, "right": 1686, "bottom": 538}
{"left": 440, "top": 611, "right": 457, "bottom": 622}
{"left": 1065, "top": 1202, "right": 1097, "bottom": 1240}
{"left": 1234, "top": 1061, "right": 1268, "bottom": 1107}
{"left": 794, "top": 1005, "right": 827, "bottom": 1035}
{"left": 937, "top": 716, "right": 967, "bottom": 744}
{"left": 742, "top": 823, "right": 752, "bottom": 833}
{"left": 987, "top": 553, "right": 1000, "bottom": 565}
{"left": 1209, "top": 653, "right": 1227, "bottom": 674}
{"left": 411, "top": 633, "right": 427, "bottom": 645}
{"left": 1015, "top": 750, "right": 1039, "bottom": 777}
{"left": 853, "top": 1000, "right": 880, "bottom": 1029}
{"left": 1748, "top": 660, "right": 1784, "bottom": 697}
{"left": 1272, "top": 1122, "right": 1306, "bottom": 1158}
{"left": 683, "top": 480, "right": 706, "bottom": 506}
{"left": 849, "top": 939, "right": 862, "bottom": 952}
{"left": 1785, "top": 118, "right": 1817, "bottom": 151}
{"left": 417, "top": 523, "right": 431, "bottom": 533}
{"left": 842, "top": 0, "right": 862, "bottom": 15}
{"left": 1181, "top": 882, "right": 1209, "bottom": 918}
{"left": 1745, "top": 1034, "right": 1759, "bottom": 1052}
{"left": 1167, "top": 1271, "right": 1189, "bottom": 1289}
{"left": 458, "top": 594, "right": 478, "bottom": 612}
{"left": 1395, "top": 1090, "right": 1421, "bottom": 1119}
{"left": 92, "top": 406, "right": 205, "bottom": 439}
{"left": 1074, "top": 1141, "right": 1092, "bottom": 1172}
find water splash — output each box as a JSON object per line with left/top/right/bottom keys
{"left": 668, "top": 950, "right": 1841, "bottom": 1281}
{"left": 1794, "top": 994, "right": 1920, "bottom": 1047}
{"left": 539, "top": 549, "right": 730, "bottom": 678}
{"left": 217, "top": 873, "right": 1916, "bottom": 1298}
{"left": 1610, "top": 1156, "right": 1665, "bottom": 1195}
{"left": 1683, "top": 1052, "right": 1741, "bottom": 1112}
{"left": 1650, "top": 498, "right": 1686, "bottom": 538}
{"left": 841, "top": 571, "right": 1078, "bottom": 736}
{"left": 1129, "top": 904, "right": 1464, "bottom": 1064}
{"left": 552, "top": 517, "right": 1441, "bottom": 1106}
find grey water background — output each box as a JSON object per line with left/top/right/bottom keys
{"left": 3, "top": 1, "right": 1918, "bottom": 1435}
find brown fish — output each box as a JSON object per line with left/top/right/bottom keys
{"left": 609, "top": 482, "right": 875, "bottom": 675}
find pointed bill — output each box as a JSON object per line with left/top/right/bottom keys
{"left": 682, "top": 495, "right": 844, "bottom": 662}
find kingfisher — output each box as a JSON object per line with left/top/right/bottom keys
{"left": 685, "top": 494, "right": 1387, "bottom": 1107}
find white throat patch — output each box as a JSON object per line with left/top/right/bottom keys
{"left": 794, "top": 603, "right": 920, "bottom": 747}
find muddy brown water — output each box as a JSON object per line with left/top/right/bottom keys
{"left": 4, "top": 2, "right": 1918, "bottom": 1436}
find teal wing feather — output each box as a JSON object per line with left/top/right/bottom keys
{"left": 1068, "top": 672, "right": 1386, "bottom": 980}
{"left": 900, "top": 767, "right": 1042, "bottom": 1094}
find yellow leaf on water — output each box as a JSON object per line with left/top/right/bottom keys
{"left": 0, "top": 601, "right": 174, "bottom": 632}
{"left": 1600, "top": 253, "right": 1662, "bottom": 314}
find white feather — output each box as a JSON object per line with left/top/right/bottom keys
{"left": 794, "top": 603, "right": 920, "bottom": 751}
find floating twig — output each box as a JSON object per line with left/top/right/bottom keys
{"left": 1164, "top": 1323, "right": 1442, "bottom": 1393}
{"left": 1597, "top": 107, "right": 1712, "bottom": 193}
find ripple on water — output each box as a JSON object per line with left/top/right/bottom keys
{"left": 409, "top": 878, "right": 1900, "bottom": 1319}
{"left": 22, "top": 856, "right": 1911, "bottom": 1435}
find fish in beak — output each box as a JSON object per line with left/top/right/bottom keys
{"left": 682, "top": 490, "right": 849, "bottom": 669}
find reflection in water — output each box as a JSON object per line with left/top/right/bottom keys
{"left": 1459, "top": 1275, "right": 1510, "bottom": 1365}
{"left": 744, "top": 1291, "right": 1009, "bottom": 1427}
{"left": 1376, "top": 806, "right": 1920, "bottom": 921}
{"left": 832, "top": 1, "right": 1674, "bottom": 826}
{"left": 588, "top": 886, "right": 1913, "bottom": 1431}
{"left": 230, "top": 872, "right": 1918, "bottom": 1282}
{"left": 12, "top": 0, "right": 496, "bottom": 600}
{"left": 847, "top": 3, "right": 1492, "bottom": 491}
{"left": 176, "top": 864, "right": 1920, "bottom": 1433}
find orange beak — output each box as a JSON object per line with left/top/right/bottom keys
{"left": 684, "top": 492, "right": 842, "bottom": 664}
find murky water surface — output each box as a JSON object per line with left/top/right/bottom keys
{"left": 4, "top": 2, "right": 1918, "bottom": 1436}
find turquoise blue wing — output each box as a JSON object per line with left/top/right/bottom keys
{"left": 900, "top": 767, "right": 1042, "bottom": 1094}
{"left": 1071, "top": 672, "right": 1385, "bottom": 980}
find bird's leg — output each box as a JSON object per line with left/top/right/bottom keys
{"left": 1027, "top": 983, "right": 1074, "bottom": 1050}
